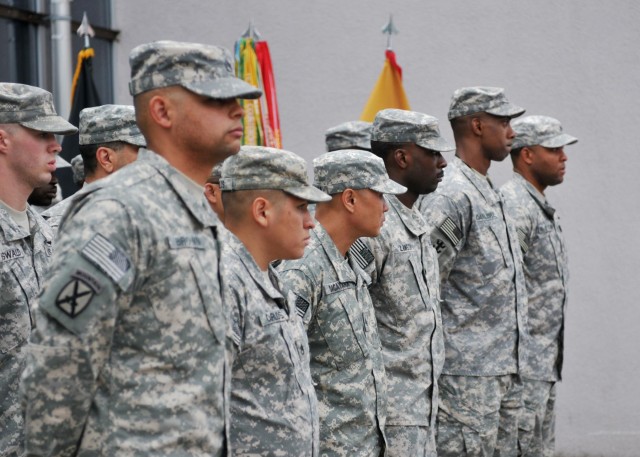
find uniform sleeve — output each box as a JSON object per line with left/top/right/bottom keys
{"left": 420, "top": 193, "right": 470, "bottom": 282}
{"left": 277, "top": 266, "right": 319, "bottom": 329}
{"left": 21, "top": 198, "right": 139, "bottom": 457}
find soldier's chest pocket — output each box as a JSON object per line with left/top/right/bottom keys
{"left": 474, "top": 221, "right": 508, "bottom": 280}
{"left": 138, "top": 253, "right": 224, "bottom": 366}
{"left": 316, "top": 293, "right": 369, "bottom": 369}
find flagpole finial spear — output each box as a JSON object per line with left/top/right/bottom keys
{"left": 381, "top": 14, "right": 399, "bottom": 50}
{"left": 242, "top": 19, "right": 262, "bottom": 41}
{"left": 77, "top": 12, "right": 95, "bottom": 49}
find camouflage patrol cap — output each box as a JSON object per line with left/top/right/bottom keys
{"left": 220, "top": 146, "right": 331, "bottom": 203}
{"left": 129, "top": 40, "right": 262, "bottom": 99}
{"left": 325, "top": 121, "right": 372, "bottom": 151}
{"left": 511, "top": 115, "right": 578, "bottom": 150}
{"left": 372, "top": 109, "right": 454, "bottom": 152}
{"left": 313, "top": 149, "right": 407, "bottom": 195}
{"left": 79, "top": 105, "right": 146, "bottom": 147}
{"left": 448, "top": 86, "right": 525, "bottom": 120}
{"left": 0, "top": 83, "right": 77, "bottom": 134}
{"left": 207, "top": 162, "right": 223, "bottom": 185}
{"left": 70, "top": 154, "right": 85, "bottom": 184}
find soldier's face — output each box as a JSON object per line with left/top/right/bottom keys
{"left": 174, "top": 89, "right": 245, "bottom": 164}
{"left": 5, "top": 125, "right": 61, "bottom": 189}
{"left": 271, "top": 194, "right": 315, "bottom": 260}
{"left": 406, "top": 143, "right": 447, "bottom": 195}
{"left": 479, "top": 114, "right": 515, "bottom": 162}
{"left": 353, "top": 189, "right": 388, "bottom": 237}
{"left": 529, "top": 144, "right": 568, "bottom": 188}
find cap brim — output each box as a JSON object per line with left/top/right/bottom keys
{"left": 486, "top": 103, "right": 526, "bottom": 119}
{"left": 416, "top": 136, "right": 456, "bottom": 153}
{"left": 540, "top": 133, "right": 578, "bottom": 148}
{"left": 370, "top": 178, "right": 407, "bottom": 195}
{"left": 21, "top": 116, "right": 78, "bottom": 135}
{"left": 285, "top": 185, "right": 332, "bottom": 203}
{"left": 126, "top": 133, "right": 147, "bottom": 147}
{"left": 186, "top": 76, "right": 262, "bottom": 100}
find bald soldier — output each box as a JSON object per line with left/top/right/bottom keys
{"left": 219, "top": 146, "right": 329, "bottom": 456}
{"left": 500, "top": 115, "right": 577, "bottom": 457}
{"left": 351, "top": 109, "right": 452, "bottom": 456}
{"left": 278, "top": 150, "right": 406, "bottom": 457}
{"left": 0, "top": 83, "right": 77, "bottom": 457}
{"left": 42, "top": 104, "right": 145, "bottom": 234}
{"left": 418, "top": 87, "right": 528, "bottom": 456}
{"left": 21, "top": 41, "right": 261, "bottom": 455}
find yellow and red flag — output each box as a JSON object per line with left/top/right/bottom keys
{"left": 235, "top": 37, "right": 282, "bottom": 148}
{"left": 360, "top": 49, "right": 410, "bottom": 122}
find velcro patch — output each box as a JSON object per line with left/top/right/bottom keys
{"left": 295, "top": 295, "right": 310, "bottom": 318}
{"left": 260, "top": 309, "right": 288, "bottom": 326}
{"left": 55, "top": 278, "right": 96, "bottom": 318}
{"left": 350, "top": 238, "right": 375, "bottom": 270}
{"left": 438, "top": 217, "right": 462, "bottom": 247}
{"left": 324, "top": 281, "right": 355, "bottom": 295}
{"left": 167, "top": 235, "right": 206, "bottom": 250}
{"left": 81, "top": 234, "right": 131, "bottom": 283}
{"left": 517, "top": 228, "right": 529, "bottom": 254}
{"left": 1, "top": 247, "right": 24, "bottom": 262}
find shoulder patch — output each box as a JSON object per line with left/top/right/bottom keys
{"left": 81, "top": 234, "right": 131, "bottom": 283}
{"left": 350, "top": 238, "right": 375, "bottom": 270}
{"left": 295, "top": 295, "right": 310, "bottom": 318}
{"left": 438, "top": 217, "right": 462, "bottom": 247}
{"left": 55, "top": 277, "right": 96, "bottom": 318}
{"left": 1, "top": 246, "right": 24, "bottom": 262}
{"left": 517, "top": 228, "right": 529, "bottom": 254}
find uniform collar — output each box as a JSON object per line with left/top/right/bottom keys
{"left": 386, "top": 194, "right": 428, "bottom": 237}
{"left": 0, "top": 204, "right": 52, "bottom": 243}
{"left": 513, "top": 172, "right": 556, "bottom": 218}
{"left": 453, "top": 156, "right": 501, "bottom": 206}
{"left": 313, "top": 222, "right": 357, "bottom": 284}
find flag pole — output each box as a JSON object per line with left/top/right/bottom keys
{"left": 50, "top": 0, "right": 73, "bottom": 119}
{"left": 77, "top": 12, "right": 95, "bottom": 50}
{"left": 381, "top": 14, "right": 399, "bottom": 50}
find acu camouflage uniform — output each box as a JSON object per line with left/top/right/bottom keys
{"left": 418, "top": 87, "right": 528, "bottom": 457}
{"left": 223, "top": 232, "right": 319, "bottom": 457}
{"left": 500, "top": 115, "right": 575, "bottom": 457}
{"left": 21, "top": 150, "right": 229, "bottom": 456}
{"left": 351, "top": 195, "right": 444, "bottom": 457}
{"left": 278, "top": 223, "right": 388, "bottom": 457}
{"left": 0, "top": 207, "right": 53, "bottom": 456}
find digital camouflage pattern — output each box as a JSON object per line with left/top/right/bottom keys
{"left": 447, "top": 86, "right": 525, "bottom": 120}
{"left": 351, "top": 194, "right": 444, "bottom": 457}
{"left": 0, "top": 83, "right": 77, "bottom": 134}
{"left": 325, "top": 120, "right": 372, "bottom": 151}
{"left": 79, "top": 104, "right": 146, "bottom": 147}
{"left": 71, "top": 154, "right": 85, "bottom": 184}
{"left": 371, "top": 109, "right": 453, "bottom": 152}
{"left": 41, "top": 195, "right": 75, "bottom": 235}
{"left": 313, "top": 149, "right": 406, "bottom": 195}
{"left": 418, "top": 156, "right": 528, "bottom": 376}
{"left": 21, "top": 149, "right": 229, "bottom": 456}
{"left": 222, "top": 231, "right": 319, "bottom": 457}
{"left": 517, "top": 379, "right": 557, "bottom": 457}
{"left": 220, "top": 146, "right": 330, "bottom": 203}
{"left": 278, "top": 223, "right": 388, "bottom": 457}
{"left": 436, "top": 374, "right": 522, "bottom": 457}
{"left": 418, "top": 156, "right": 529, "bottom": 455}
{"left": 0, "top": 207, "right": 53, "bottom": 456}
{"left": 511, "top": 115, "right": 578, "bottom": 150}
{"left": 128, "top": 40, "right": 262, "bottom": 99}
{"left": 500, "top": 173, "right": 569, "bottom": 382}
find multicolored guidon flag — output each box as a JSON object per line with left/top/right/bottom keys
{"left": 360, "top": 49, "right": 411, "bottom": 122}
{"left": 235, "top": 37, "right": 282, "bottom": 148}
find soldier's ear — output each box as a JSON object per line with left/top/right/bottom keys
{"left": 341, "top": 189, "right": 357, "bottom": 214}
{"left": 393, "top": 148, "right": 409, "bottom": 169}
{"left": 147, "top": 94, "right": 173, "bottom": 129}
{"left": 96, "top": 146, "right": 115, "bottom": 173}
{"left": 252, "top": 197, "right": 270, "bottom": 227}
{"left": 521, "top": 146, "right": 535, "bottom": 166}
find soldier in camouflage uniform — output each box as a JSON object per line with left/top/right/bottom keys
{"left": 325, "top": 120, "right": 372, "bottom": 151}
{"left": 218, "top": 146, "right": 330, "bottom": 456}
{"left": 42, "top": 104, "right": 145, "bottom": 234}
{"left": 351, "top": 109, "right": 452, "bottom": 456}
{"left": 278, "top": 150, "right": 406, "bottom": 457}
{"left": 21, "top": 41, "right": 261, "bottom": 456}
{"left": 0, "top": 83, "right": 77, "bottom": 457}
{"left": 418, "top": 87, "right": 529, "bottom": 456}
{"left": 500, "top": 115, "right": 576, "bottom": 457}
